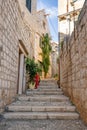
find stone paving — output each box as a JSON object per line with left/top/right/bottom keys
{"left": 0, "top": 80, "right": 87, "bottom": 129}
{"left": 0, "top": 119, "right": 87, "bottom": 130}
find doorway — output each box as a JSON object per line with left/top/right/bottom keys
{"left": 17, "top": 49, "right": 25, "bottom": 95}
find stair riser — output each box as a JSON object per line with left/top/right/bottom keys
{"left": 7, "top": 107, "right": 76, "bottom": 112}
{"left": 40, "top": 86, "right": 57, "bottom": 87}
{"left": 38, "top": 88, "right": 59, "bottom": 90}
{"left": 26, "top": 92, "right": 63, "bottom": 95}
{"left": 4, "top": 113, "right": 79, "bottom": 120}
{"left": 18, "top": 97, "right": 69, "bottom": 102}
{"left": 39, "top": 85, "right": 57, "bottom": 88}
{"left": 11, "top": 101, "right": 72, "bottom": 106}
{"left": 40, "top": 81, "right": 56, "bottom": 83}
{"left": 27, "top": 90, "right": 62, "bottom": 93}
{"left": 40, "top": 84, "right": 56, "bottom": 86}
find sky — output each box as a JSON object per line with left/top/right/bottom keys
{"left": 37, "top": 0, "right": 58, "bottom": 43}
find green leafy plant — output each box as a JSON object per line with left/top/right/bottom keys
{"left": 40, "top": 33, "right": 52, "bottom": 78}
{"left": 26, "top": 57, "right": 42, "bottom": 83}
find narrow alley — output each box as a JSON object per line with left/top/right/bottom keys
{"left": 0, "top": 0, "right": 87, "bottom": 129}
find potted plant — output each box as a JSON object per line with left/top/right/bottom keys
{"left": 25, "top": 57, "right": 42, "bottom": 89}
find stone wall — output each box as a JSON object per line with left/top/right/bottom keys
{"left": 0, "top": 0, "right": 35, "bottom": 109}
{"left": 0, "top": 0, "right": 31, "bottom": 110}
{"left": 0, "top": 0, "right": 50, "bottom": 110}
{"left": 60, "top": 0, "right": 87, "bottom": 123}
{"left": 0, "top": 0, "right": 17, "bottom": 108}
{"left": 51, "top": 42, "right": 58, "bottom": 77}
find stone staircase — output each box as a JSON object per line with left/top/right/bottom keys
{"left": 3, "top": 79, "right": 79, "bottom": 120}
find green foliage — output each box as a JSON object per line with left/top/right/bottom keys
{"left": 40, "top": 33, "right": 52, "bottom": 78}
{"left": 25, "top": 57, "right": 42, "bottom": 82}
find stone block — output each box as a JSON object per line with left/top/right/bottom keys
{"left": 60, "top": 2, "right": 87, "bottom": 120}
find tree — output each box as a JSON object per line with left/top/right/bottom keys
{"left": 40, "top": 33, "right": 52, "bottom": 78}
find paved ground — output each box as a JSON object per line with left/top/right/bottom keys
{"left": 0, "top": 81, "right": 87, "bottom": 130}
{"left": 0, "top": 119, "right": 87, "bottom": 130}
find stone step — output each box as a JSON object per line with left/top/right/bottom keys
{"left": 18, "top": 95, "right": 69, "bottom": 102}
{"left": 2, "top": 79, "right": 80, "bottom": 121}
{"left": 39, "top": 85, "right": 59, "bottom": 89}
{"left": 40, "top": 85, "right": 58, "bottom": 87}
{"left": 40, "top": 79, "right": 56, "bottom": 82}
{"left": 39, "top": 85, "right": 58, "bottom": 89}
{"left": 3, "top": 112, "right": 79, "bottom": 120}
{"left": 6, "top": 105, "right": 76, "bottom": 112}
{"left": 40, "top": 82, "right": 57, "bottom": 84}
{"left": 40, "top": 84, "right": 57, "bottom": 87}
{"left": 39, "top": 83, "right": 58, "bottom": 87}
{"left": 40, "top": 83, "right": 56, "bottom": 86}
{"left": 11, "top": 101, "right": 72, "bottom": 106}
{"left": 26, "top": 91, "right": 63, "bottom": 95}
{"left": 40, "top": 80, "right": 56, "bottom": 82}
{"left": 27, "top": 89, "right": 62, "bottom": 93}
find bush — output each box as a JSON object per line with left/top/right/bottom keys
{"left": 25, "top": 57, "right": 42, "bottom": 83}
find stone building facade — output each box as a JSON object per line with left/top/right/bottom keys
{"left": 59, "top": 0, "right": 87, "bottom": 123}
{"left": 51, "top": 42, "right": 59, "bottom": 77}
{"left": 0, "top": 0, "right": 50, "bottom": 111}
{"left": 58, "top": 0, "right": 85, "bottom": 35}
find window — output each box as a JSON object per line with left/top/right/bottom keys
{"left": 26, "top": 0, "right": 31, "bottom": 12}
{"left": 43, "top": 21, "right": 46, "bottom": 29}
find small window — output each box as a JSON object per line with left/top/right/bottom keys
{"left": 43, "top": 21, "right": 46, "bottom": 29}
{"left": 26, "top": 0, "right": 31, "bottom": 12}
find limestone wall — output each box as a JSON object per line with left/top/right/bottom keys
{"left": 60, "top": 0, "right": 87, "bottom": 123}
{"left": 0, "top": 0, "right": 50, "bottom": 110}
{"left": 0, "top": 0, "right": 31, "bottom": 109}
{"left": 0, "top": 0, "right": 37, "bottom": 109}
